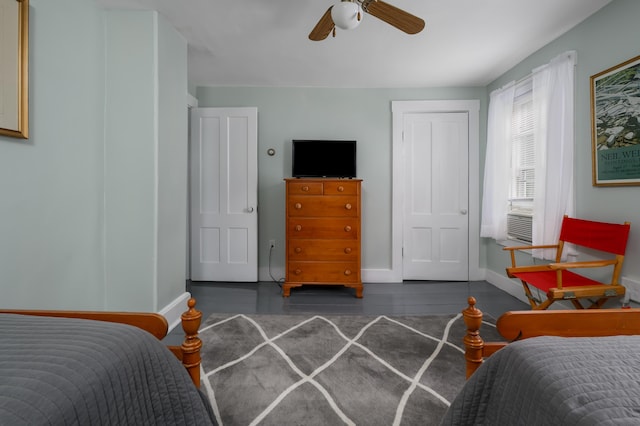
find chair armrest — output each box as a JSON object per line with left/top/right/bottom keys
{"left": 502, "top": 244, "right": 559, "bottom": 252}
{"left": 549, "top": 259, "right": 618, "bottom": 270}
{"left": 503, "top": 244, "right": 560, "bottom": 269}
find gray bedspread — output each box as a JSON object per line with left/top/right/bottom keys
{"left": 0, "top": 313, "right": 215, "bottom": 425}
{"left": 441, "top": 335, "right": 640, "bottom": 425}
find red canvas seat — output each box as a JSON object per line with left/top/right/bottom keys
{"left": 503, "top": 216, "right": 631, "bottom": 310}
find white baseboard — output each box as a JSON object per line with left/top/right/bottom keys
{"left": 362, "top": 268, "right": 399, "bottom": 283}
{"left": 484, "top": 269, "right": 529, "bottom": 303}
{"left": 159, "top": 292, "right": 191, "bottom": 333}
{"left": 622, "top": 276, "right": 640, "bottom": 303}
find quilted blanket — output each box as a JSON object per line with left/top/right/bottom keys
{"left": 441, "top": 335, "right": 640, "bottom": 425}
{"left": 0, "top": 313, "right": 215, "bottom": 425}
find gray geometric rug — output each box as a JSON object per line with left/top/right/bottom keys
{"left": 198, "top": 313, "right": 501, "bottom": 426}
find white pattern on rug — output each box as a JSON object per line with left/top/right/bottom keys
{"left": 198, "top": 314, "right": 494, "bottom": 426}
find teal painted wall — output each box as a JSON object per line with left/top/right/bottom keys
{"left": 0, "top": 1, "right": 188, "bottom": 310}
{"left": 0, "top": 0, "right": 106, "bottom": 308}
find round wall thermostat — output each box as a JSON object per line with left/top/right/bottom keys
{"left": 267, "top": 148, "right": 276, "bottom": 156}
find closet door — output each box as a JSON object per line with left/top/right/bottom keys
{"left": 402, "top": 112, "right": 469, "bottom": 280}
{"left": 190, "top": 107, "right": 258, "bottom": 281}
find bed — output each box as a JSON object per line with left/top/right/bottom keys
{"left": 0, "top": 298, "right": 216, "bottom": 425}
{"left": 441, "top": 297, "right": 640, "bottom": 425}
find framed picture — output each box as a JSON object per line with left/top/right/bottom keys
{"left": 591, "top": 54, "right": 640, "bottom": 186}
{"left": 0, "top": 0, "right": 29, "bottom": 139}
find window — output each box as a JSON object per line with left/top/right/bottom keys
{"left": 508, "top": 80, "right": 534, "bottom": 242}
{"left": 481, "top": 50, "right": 575, "bottom": 253}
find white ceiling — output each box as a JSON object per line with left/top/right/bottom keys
{"left": 96, "top": 0, "right": 612, "bottom": 88}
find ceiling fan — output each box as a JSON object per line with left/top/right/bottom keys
{"left": 309, "top": 0, "right": 425, "bottom": 41}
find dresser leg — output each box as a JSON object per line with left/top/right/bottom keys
{"left": 355, "top": 285, "right": 363, "bottom": 298}
{"left": 282, "top": 285, "right": 291, "bottom": 297}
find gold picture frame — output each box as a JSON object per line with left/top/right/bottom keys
{"left": 0, "top": 0, "right": 29, "bottom": 139}
{"left": 591, "top": 54, "right": 640, "bottom": 186}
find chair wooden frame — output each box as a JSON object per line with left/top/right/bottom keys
{"left": 503, "top": 215, "right": 630, "bottom": 310}
{"left": 0, "top": 298, "right": 203, "bottom": 388}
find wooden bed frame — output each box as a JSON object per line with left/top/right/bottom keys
{"left": 462, "top": 296, "right": 640, "bottom": 378}
{"left": 0, "top": 297, "right": 203, "bottom": 388}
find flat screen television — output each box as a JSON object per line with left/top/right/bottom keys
{"left": 292, "top": 140, "right": 357, "bottom": 178}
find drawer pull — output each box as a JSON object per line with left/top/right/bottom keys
{"left": 294, "top": 247, "right": 302, "bottom": 253}
{"left": 295, "top": 225, "right": 302, "bottom": 231}
{"left": 294, "top": 269, "right": 302, "bottom": 275}
{"left": 344, "top": 247, "right": 352, "bottom": 254}
{"left": 344, "top": 225, "right": 352, "bottom": 232}
{"left": 345, "top": 203, "right": 352, "bottom": 210}
{"left": 302, "top": 186, "right": 309, "bottom": 192}
{"left": 295, "top": 203, "right": 302, "bottom": 209}
{"left": 337, "top": 186, "right": 344, "bottom": 192}
{"left": 344, "top": 269, "right": 352, "bottom": 276}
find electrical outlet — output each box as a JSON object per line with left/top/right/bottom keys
{"left": 269, "top": 239, "right": 276, "bottom": 249}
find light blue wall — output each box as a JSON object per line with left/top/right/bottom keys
{"left": 0, "top": 1, "right": 188, "bottom": 311}
{"left": 104, "top": 10, "right": 188, "bottom": 311}
{"left": 484, "top": 0, "right": 640, "bottom": 283}
{"left": 104, "top": 11, "right": 157, "bottom": 310}
{"left": 195, "top": 87, "right": 487, "bottom": 279}
{"left": 157, "top": 15, "right": 189, "bottom": 310}
{"left": 0, "top": 0, "right": 106, "bottom": 309}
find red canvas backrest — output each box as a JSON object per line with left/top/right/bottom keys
{"left": 559, "top": 216, "right": 630, "bottom": 255}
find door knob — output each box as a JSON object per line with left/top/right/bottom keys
{"left": 247, "top": 206, "right": 254, "bottom": 213}
{"left": 460, "top": 209, "right": 468, "bottom": 215}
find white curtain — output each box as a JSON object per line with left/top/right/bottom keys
{"left": 531, "top": 51, "right": 576, "bottom": 259}
{"left": 480, "top": 82, "right": 515, "bottom": 240}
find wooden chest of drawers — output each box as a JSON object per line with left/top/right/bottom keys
{"left": 283, "top": 178, "right": 363, "bottom": 298}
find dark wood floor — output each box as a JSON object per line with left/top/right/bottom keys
{"left": 164, "top": 280, "right": 528, "bottom": 344}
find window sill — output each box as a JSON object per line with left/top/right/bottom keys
{"left": 497, "top": 238, "right": 531, "bottom": 248}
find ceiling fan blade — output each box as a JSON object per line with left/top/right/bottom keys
{"left": 364, "top": 0, "right": 425, "bottom": 35}
{"left": 309, "top": 7, "right": 335, "bottom": 41}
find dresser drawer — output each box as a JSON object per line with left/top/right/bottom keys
{"left": 323, "top": 180, "right": 359, "bottom": 195}
{"left": 288, "top": 239, "right": 359, "bottom": 261}
{"left": 288, "top": 195, "right": 358, "bottom": 217}
{"left": 287, "top": 181, "right": 323, "bottom": 195}
{"left": 287, "top": 262, "right": 360, "bottom": 283}
{"left": 287, "top": 218, "right": 359, "bottom": 239}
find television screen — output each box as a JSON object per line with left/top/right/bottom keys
{"left": 292, "top": 140, "right": 357, "bottom": 178}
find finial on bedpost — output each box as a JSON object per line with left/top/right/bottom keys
{"left": 181, "top": 297, "right": 203, "bottom": 388}
{"left": 463, "top": 296, "right": 485, "bottom": 379}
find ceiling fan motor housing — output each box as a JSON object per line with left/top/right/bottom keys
{"left": 331, "top": 1, "right": 363, "bottom": 30}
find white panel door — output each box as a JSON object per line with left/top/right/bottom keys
{"left": 190, "top": 107, "right": 258, "bottom": 281}
{"left": 402, "top": 112, "right": 469, "bottom": 280}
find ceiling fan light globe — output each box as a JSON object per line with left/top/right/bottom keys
{"left": 331, "top": 2, "right": 363, "bottom": 30}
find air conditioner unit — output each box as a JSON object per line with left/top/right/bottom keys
{"left": 507, "top": 213, "right": 532, "bottom": 242}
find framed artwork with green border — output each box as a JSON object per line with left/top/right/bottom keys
{"left": 591, "top": 54, "right": 640, "bottom": 186}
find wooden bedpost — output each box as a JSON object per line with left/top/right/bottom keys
{"left": 180, "top": 298, "right": 203, "bottom": 388}
{"left": 462, "top": 296, "right": 485, "bottom": 379}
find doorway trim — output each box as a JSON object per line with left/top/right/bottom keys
{"left": 391, "top": 100, "right": 481, "bottom": 281}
